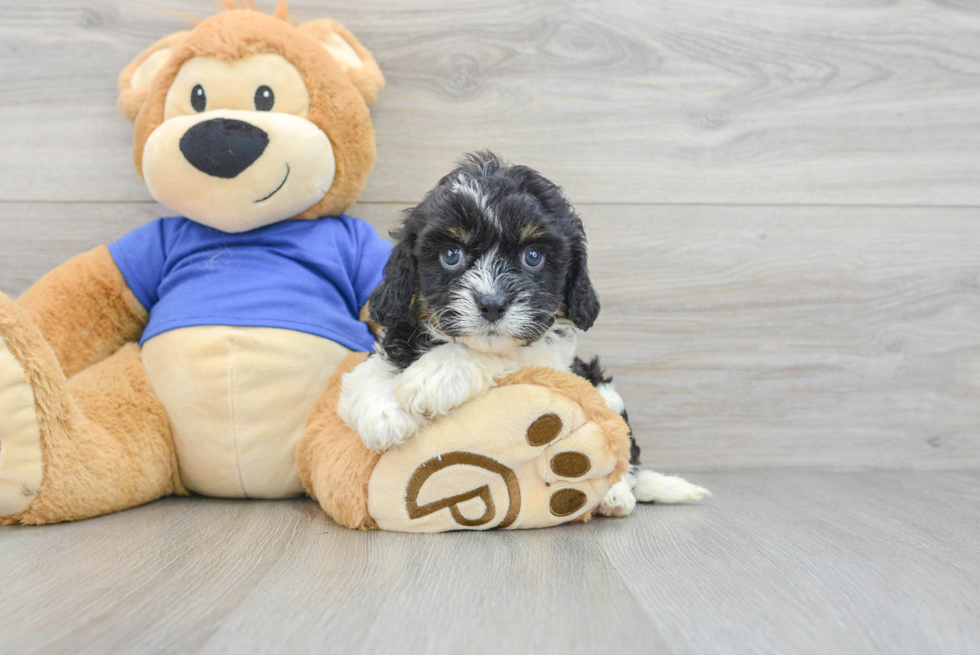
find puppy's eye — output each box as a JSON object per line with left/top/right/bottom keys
{"left": 191, "top": 84, "right": 207, "bottom": 113}
{"left": 254, "top": 85, "right": 275, "bottom": 111}
{"left": 522, "top": 248, "right": 545, "bottom": 269}
{"left": 441, "top": 248, "right": 464, "bottom": 270}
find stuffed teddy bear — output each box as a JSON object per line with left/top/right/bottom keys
{"left": 0, "top": 2, "right": 630, "bottom": 532}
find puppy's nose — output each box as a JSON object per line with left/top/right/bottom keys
{"left": 477, "top": 294, "right": 509, "bottom": 322}
{"left": 180, "top": 118, "right": 269, "bottom": 178}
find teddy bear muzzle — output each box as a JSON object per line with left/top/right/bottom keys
{"left": 142, "top": 109, "right": 336, "bottom": 234}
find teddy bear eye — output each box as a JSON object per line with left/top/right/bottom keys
{"left": 190, "top": 84, "right": 207, "bottom": 113}
{"left": 254, "top": 85, "right": 275, "bottom": 111}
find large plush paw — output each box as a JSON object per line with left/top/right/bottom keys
{"left": 394, "top": 343, "right": 499, "bottom": 420}
{"left": 0, "top": 293, "right": 46, "bottom": 521}
{"left": 365, "top": 380, "right": 630, "bottom": 532}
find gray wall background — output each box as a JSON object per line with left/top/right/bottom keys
{"left": 2, "top": 0, "right": 978, "bottom": 472}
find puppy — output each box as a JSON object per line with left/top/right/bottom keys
{"left": 338, "top": 152, "right": 708, "bottom": 516}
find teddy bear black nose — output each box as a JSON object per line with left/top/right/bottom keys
{"left": 179, "top": 118, "right": 269, "bottom": 179}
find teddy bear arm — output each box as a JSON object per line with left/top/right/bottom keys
{"left": 17, "top": 246, "right": 147, "bottom": 379}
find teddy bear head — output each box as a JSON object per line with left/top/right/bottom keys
{"left": 117, "top": 1, "right": 384, "bottom": 233}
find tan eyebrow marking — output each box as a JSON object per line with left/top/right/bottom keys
{"left": 447, "top": 227, "right": 472, "bottom": 243}
{"left": 520, "top": 224, "right": 544, "bottom": 240}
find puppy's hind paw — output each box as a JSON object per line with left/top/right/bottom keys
{"left": 596, "top": 480, "right": 636, "bottom": 518}
{"left": 632, "top": 469, "right": 711, "bottom": 504}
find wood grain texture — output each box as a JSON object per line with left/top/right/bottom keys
{"left": 4, "top": 202, "right": 977, "bottom": 471}
{"left": 1, "top": 472, "right": 978, "bottom": 654}
{"left": 4, "top": 3, "right": 980, "bottom": 652}
{"left": 3, "top": 1, "right": 980, "bottom": 204}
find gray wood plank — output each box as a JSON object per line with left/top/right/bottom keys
{"left": 0, "top": 498, "right": 671, "bottom": 655}
{"left": 1, "top": 471, "right": 978, "bottom": 654}
{"left": 592, "top": 470, "right": 980, "bottom": 655}
{"left": 3, "top": 0, "right": 980, "bottom": 205}
{"left": 3, "top": 201, "right": 978, "bottom": 471}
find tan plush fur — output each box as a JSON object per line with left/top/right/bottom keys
{"left": 17, "top": 246, "right": 148, "bottom": 379}
{"left": 126, "top": 10, "right": 383, "bottom": 220}
{"left": 297, "top": 19, "right": 385, "bottom": 105}
{"left": 117, "top": 31, "right": 190, "bottom": 123}
{"left": 0, "top": 293, "right": 183, "bottom": 526}
{"left": 297, "top": 354, "right": 632, "bottom": 530}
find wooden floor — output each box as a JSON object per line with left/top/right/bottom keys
{"left": 2, "top": 472, "right": 978, "bottom": 655}
{"left": 2, "top": 1, "right": 980, "bottom": 653}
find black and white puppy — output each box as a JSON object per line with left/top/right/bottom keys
{"left": 338, "top": 152, "right": 708, "bottom": 516}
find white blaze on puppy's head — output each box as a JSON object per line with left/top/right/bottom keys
{"left": 367, "top": 152, "right": 600, "bottom": 363}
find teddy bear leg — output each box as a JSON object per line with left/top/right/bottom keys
{"left": 0, "top": 293, "right": 182, "bottom": 525}
{"left": 367, "top": 376, "right": 632, "bottom": 532}
{"left": 297, "top": 353, "right": 381, "bottom": 530}
{"left": 297, "top": 354, "right": 632, "bottom": 532}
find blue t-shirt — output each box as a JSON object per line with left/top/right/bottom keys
{"left": 108, "top": 216, "right": 392, "bottom": 351}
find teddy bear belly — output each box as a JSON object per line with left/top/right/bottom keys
{"left": 140, "top": 325, "right": 353, "bottom": 498}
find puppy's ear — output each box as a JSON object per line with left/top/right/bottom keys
{"left": 565, "top": 240, "right": 600, "bottom": 331}
{"left": 517, "top": 169, "right": 598, "bottom": 329}
{"left": 117, "top": 31, "right": 189, "bottom": 123}
{"left": 370, "top": 231, "right": 417, "bottom": 327}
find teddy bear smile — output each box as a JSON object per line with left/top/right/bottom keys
{"left": 255, "top": 163, "right": 291, "bottom": 203}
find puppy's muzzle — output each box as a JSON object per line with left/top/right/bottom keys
{"left": 476, "top": 293, "right": 509, "bottom": 323}
{"left": 179, "top": 118, "right": 269, "bottom": 179}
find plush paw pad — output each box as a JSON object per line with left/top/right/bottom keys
{"left": 549, "top": 488, "right": 588, "bottom": 517}
{"left": 366, "top": 382, "right": 626, "bottom": 532}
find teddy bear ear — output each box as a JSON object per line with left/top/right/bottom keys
{"left": 117, "top": 31, "right": 190, "bottom": 123}
{"left": 297, "top": 19, "right": 386, "bottom": 105}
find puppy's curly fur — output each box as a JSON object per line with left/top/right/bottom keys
{"left": 338, "top": 152, "right": 708, "bottom": 516}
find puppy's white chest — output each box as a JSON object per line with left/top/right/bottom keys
{"left": 512, "top": 323, "right": 578, "bottom": 372}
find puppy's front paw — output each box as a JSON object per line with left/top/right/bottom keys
{"left": 337, "top": 356, "right": 424, "bottom": 452}
{"left": 355, "top": 401, "right": 422, "bottom": 452}
{"left": 395, "top": 357, "right": 490, "bottom": 420}
{"left": 596, "top": 479, "right": 636, "bottom": 518}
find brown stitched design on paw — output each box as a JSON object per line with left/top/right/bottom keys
{"left": 550, "top": 452, "right": 591, "bottom": 478}
{"left": 526, "top": 413, "right": 563, "bottom": 447}
{"left": 405, "top": 452, "right": 521, "bottom": 529}
{"left": 549, "top": 488, "right": 587, "bottom": 517}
